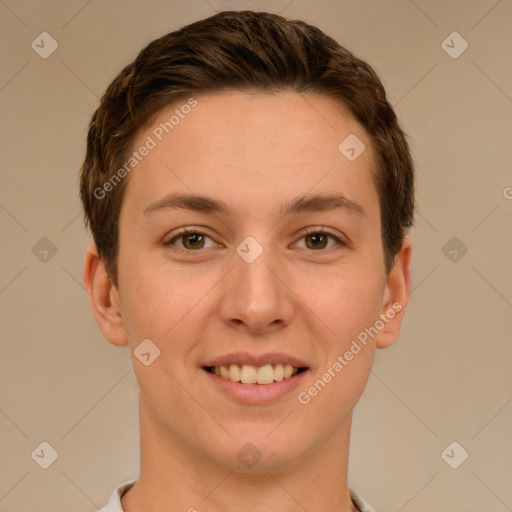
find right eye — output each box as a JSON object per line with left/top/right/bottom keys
{"left": 164, "top": 228, "right": 218, "bottom": 251}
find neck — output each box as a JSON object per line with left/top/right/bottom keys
{"left": 121, "top": 393, "right": 359, "bottom": 512}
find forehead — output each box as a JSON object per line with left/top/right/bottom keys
{"left": 124, "top": 90, "right": 379, "bottom": 220}
{"left": 140, "top": 91, "right": 366, "bottom": 163}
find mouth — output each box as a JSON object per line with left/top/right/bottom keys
{"left": 203, "top": 363, "right": 308, "bottom": 385}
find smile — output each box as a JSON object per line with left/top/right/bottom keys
{"left": 204, "top": 363, "right": 306, "bottom": 385}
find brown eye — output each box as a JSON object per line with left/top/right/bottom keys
{"left": 181, "top": 233, "right": 205, "bottom": 250}
{"left": 304, "top": 233, "right": 329, "bottom": 250}
{"left": 165, "top": 229, "right": 216, "bottom": 251}
{"left": 295, "top": 229, "right": 346, "bottom": 251}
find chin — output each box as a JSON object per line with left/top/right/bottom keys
{"left": 199, "top": 428, "right": 305, "bottom": 473}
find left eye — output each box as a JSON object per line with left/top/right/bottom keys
{"left": 294, "top": 231, "right": 344, "bottom": 250}
{"left": 166, "top": 230, "right": 216, "bottom": 250}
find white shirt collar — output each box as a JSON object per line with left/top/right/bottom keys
{"left": 100, "top": 479, "right": 136, "bottom": 512}
{"left": 101, "top": 479, "right": 376, "bottom": 512}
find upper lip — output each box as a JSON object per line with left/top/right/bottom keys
{"left": 204, "top": 352, "right": 309, "bottom": 368}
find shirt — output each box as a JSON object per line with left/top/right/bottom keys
{"left": 101, "top": 479, "right": 376, "bottom": 512}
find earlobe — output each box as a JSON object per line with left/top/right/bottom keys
{"left": 375, "top": 237, "right": 412, "bottom": 349}
{"left": 82, "top": 242, "right": 128, "bottom": 347}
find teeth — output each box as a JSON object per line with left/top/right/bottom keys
{"left": 240, "top": 364, "right": 257, "bottom": 384}
{"left": 256, "top": 364, "right": 274, "bottom": 385}
{"left": 229, "top": 363, "right": 241, "bottom": 382}
{"left": 211, "top": 363, "right": 301, "bottom": 385}
{"left": 274, "top": 363, "right": 284, "bottom": 381}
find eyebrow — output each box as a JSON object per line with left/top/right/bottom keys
{"left": 143, "top": 192, "right": 366, "bottom": 217}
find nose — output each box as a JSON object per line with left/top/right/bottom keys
{"left": 218, "top": 242, "right": 294, "bottom": 335}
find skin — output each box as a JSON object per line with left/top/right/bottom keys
{"left": 83, "top": 90, "right": 412, "bottom": 512}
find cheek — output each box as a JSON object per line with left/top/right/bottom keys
{"left": 300, "top": 269, "right": 383, "bottom": 346}
{"left": 297, "top": 277, "right": 379, "bottom": 419}
{"left": 305, "top": 272, "right": 382, "bottom": 409}
{"left": 120, "top": 260, "right": 218, "bottom": 347}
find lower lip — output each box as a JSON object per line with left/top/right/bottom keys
{"left": 202, "top": 368, "right": 309, "bottom": 405}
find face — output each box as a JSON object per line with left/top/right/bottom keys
{"left": 92, "top": 91, "right": 409, "bottom": 471}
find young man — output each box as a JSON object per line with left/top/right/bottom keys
{"left": 81, "top": 10, "right": 414, "bottom": 512}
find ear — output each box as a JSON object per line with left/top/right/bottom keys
{"left": 375, "top": 236, "right": 412, "bottom": 349}
{"left": 82, "top": 242, "right": 128, "bottom": 347}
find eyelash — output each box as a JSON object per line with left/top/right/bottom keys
{"left": 164, "top": 227, "right": 349, "bottom": 254}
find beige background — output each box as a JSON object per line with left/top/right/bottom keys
{"left": 1, "top": 0, "right": 511, "bottom": 511}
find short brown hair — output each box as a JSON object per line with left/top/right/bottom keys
{"left": 80, "top": 10, "right": 414, "bottom": 286}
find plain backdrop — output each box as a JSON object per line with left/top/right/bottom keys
{"left": 0, "top": 1, "right": 511, "bottom": 511}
